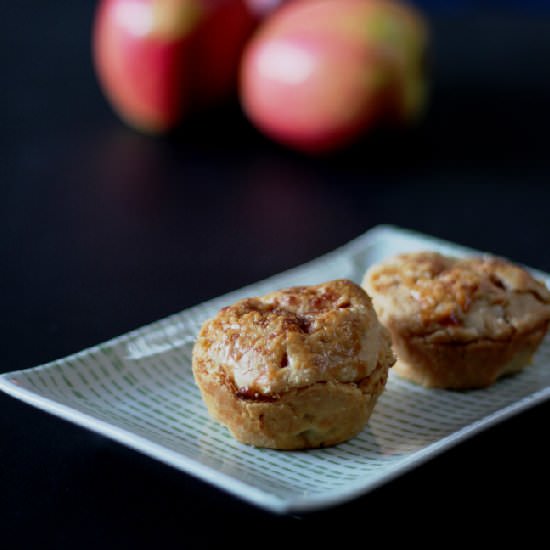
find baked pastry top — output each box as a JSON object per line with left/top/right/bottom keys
{"left": 365, "top": 251, "right": 550, "bottom": 343}
{"left": 363, "top": 251, "right": 550, "bottom": 388}
{"left": 197, "top": 279, "right": 391, "bottom": 397}
{"left": 192, "top": 279, "right": 394, "bottom": 448}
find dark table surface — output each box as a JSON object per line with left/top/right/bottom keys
{"left": 3, "top": 1, "right": 550, "bottom": 546}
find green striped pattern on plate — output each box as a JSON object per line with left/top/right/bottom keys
{"left": 2, "top": 226, "right": 550, "bottom": 513}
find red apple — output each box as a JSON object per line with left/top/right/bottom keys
{"left": 93, "top": 0, "right": 258, "bottom": 133}
{"left": 239, "top": 0, "right": 428, "bottom": 153}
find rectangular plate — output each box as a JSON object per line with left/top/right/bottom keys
{"left": 2, "top": 225, "right": 550, "bottom": 513}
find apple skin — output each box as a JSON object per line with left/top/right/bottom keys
{"left": 245, "top": 0, "right": 288, "bottom": 17}
{"left": 356, "top": 0, "right": 429, "bottom": 123}
{"left": 241, "top": 34, "right": 391, "bottom": 153}
{"left": 239, "top": 0, "right": 428, "bottom": 153}
{"left": 93, "top": 0, "right": 258, "bottom": 133}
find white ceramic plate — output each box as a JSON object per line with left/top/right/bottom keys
{"left": 2, "top": 225, "right": 550, "bottom": 513}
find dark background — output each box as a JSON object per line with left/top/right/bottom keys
{"left": 2, "top": 1, "right": 550, "bottom": 546}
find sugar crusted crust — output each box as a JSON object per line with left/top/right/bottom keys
{"left": 363, "top": 252, "right": 550, "bottom": 389}
{"left": 192, "top": 280, "right": 395, "bottom": 449}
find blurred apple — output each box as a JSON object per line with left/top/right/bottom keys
{"left": 245, "top": 0, "right": 288, "bottom": 16}
{"left": 239, "top": 0, "right": 428, "bottom": 153}
{"left": 360, "top": 0, "right": 429, "bottom": 124}
{"left": 93, "top": 0, "right": 258, "bottom": 133}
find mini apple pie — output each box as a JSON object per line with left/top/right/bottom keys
{"left": 363, "top": 252, "right": 550, "bottom": 389}
{"left": 192, "top": 280, "right": 394, "bottom": 449}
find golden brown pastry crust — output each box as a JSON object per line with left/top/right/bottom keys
{"left": 192, "top": 280, "right": 395, "bottom": 449}
{"left": 363, "top": 252, "right": 550, "bottom": 389}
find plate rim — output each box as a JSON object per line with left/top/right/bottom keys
{"left": 2, "top": 372, "right": 549, "bottom": 514}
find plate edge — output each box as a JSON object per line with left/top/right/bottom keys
{"left": 0, "top": 378, "right": 289, "bottom": 514}
{"left": 283, "top": 383, "right": 550, "bottom": 513}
